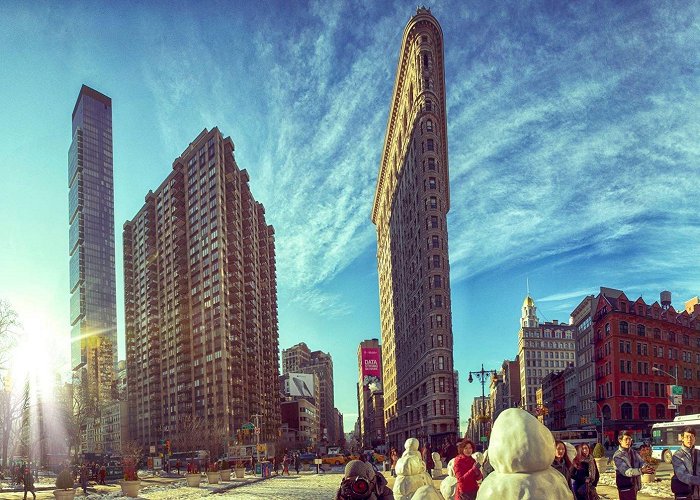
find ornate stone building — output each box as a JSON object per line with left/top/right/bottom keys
{"left": 372, "top": 8, "right": 458, "bottom": 450}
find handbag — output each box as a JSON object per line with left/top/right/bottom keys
{"left": 671, "top": 448, "right": 696, "bottom": 496}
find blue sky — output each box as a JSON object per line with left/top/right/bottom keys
{"left": 1, "top": 1, "right": 699, "bottom": 435}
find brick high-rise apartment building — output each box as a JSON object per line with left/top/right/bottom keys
{"left": 372, "top": 8, "right": 458, "bottom": 449}
{"left": 69, "top": 85, "right": 118, "bottom": 452}
{"left": 124, "top": 128, "right": 279, "bottom": 455}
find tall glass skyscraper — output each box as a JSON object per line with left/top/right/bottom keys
{"left": 69, "top": 85, "right": 118, "bottom": 427}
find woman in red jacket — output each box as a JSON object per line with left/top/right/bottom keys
{"left": 453, "top": 439, "right": 482, "bottom": 500}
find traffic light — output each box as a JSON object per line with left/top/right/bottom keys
{"left": 165, "top": 440, "right": 171, "bottom": 454}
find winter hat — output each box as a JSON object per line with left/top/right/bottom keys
{"left": 344, "top": 460, "right": 375, "bottom": 480}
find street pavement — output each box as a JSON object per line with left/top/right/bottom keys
{"left": 0, "top": 463, "right": 677, "bottom": 499}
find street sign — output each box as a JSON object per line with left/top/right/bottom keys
{"left": 590, "top": 418, "right": 601, "bottom": 425}
{"left": 480, "top": 436, "right": 488, "bottom": 443}
{"left": 672, "top": 385, "right": 683, "bottom": 395}
{"left": 242, "top": 422, "right": 255, "bottom": 430}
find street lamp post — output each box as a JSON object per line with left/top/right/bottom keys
{"left": 468, "top": 364, "right": 497, "bottom": 447}
{"left": 652, "top": 365, "right": 679, "bottom": 417}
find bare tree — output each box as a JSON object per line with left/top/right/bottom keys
{"left": 0, "top": 300, "right": 19, "bottom": 369}
{"left": 175, "top": 414, "right": 206, "bottom": 454}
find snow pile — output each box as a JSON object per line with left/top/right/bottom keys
{"left": 477, "top": 408, "right": 572, "bottom": 499}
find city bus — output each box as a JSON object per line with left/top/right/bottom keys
{"left": 550, "top": 429, "right": 599, "bottom": 447}
{"left": 651, "top": 413, "right": 700, "bottom": 463}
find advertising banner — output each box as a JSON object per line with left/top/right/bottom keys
{"left": 289, "top": 372, "right": 315, "bottom": 397}
{"left": 361, "top": 347, "right": 382, "bottom": 392}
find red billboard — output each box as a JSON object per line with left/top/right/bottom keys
{"left": 361, "top": 347, "right": 382, "bottom": 392}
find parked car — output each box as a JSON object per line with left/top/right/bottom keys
{"left": 321, "top": 454, "right": 346, "bottom": 466}
{"left": 298, "top": 452, "right": 317, "bottom": 463}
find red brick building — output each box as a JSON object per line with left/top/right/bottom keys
{"left": 593, "top": 290, "right": 700, "bottom": 442}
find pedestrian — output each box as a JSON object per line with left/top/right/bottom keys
{"left": 99, "top": 464, "right": 107, "bottom": 485}
{"left": 572, "top": 443, "right": 599, "bottom": 500}
{"left": 294, "top": 453, "right": 301, "bottom": 474}
{"left": 453, "top": 439, "right": 482, "bottom": 500}
{"left": 671, "top": 426, "right": 700, "bottom": 499}
{"left": 282, "top": 454, "right": 290, "bottom": 475}
{"left": 79, "top": 464, "right": 89, "bottom": 495}
{"left": 551, "top": 440, "right": 573, "bottom": 492}
{"left": 423, "top": 443, "right": 435, "bottom": 477}
{"left": 613, "top": 430, "right": 654, "bottom": 500}
{"left": 390, "top": 447, "right": 399, "bottom": 477}
{"left": 22, "top": 466, "right": 36, "bottom": 500}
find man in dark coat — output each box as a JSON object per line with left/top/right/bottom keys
{"left": 22, "top": 466, "right": 36, "bottom": 500}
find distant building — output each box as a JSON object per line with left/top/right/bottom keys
{"left": 357, "top": 339, "right": 385, "bottom": 450}
{"left": 68, "top": 85, "right": 118, "bottom": 452}
{"left": 491, "top": 358, "right": 521, "bottom": 420}
{"left": 372, "top": 7, "right": 458, "bottom": 451}
{"left": 570, "top": 293, "right": 599, "bottom": 428}
{"left": 280, "top": 399, "right": 320, "bottom": 451}
{"left": 281, "top": 343, "right": 337, "bottom": 444}
{"left": 124, "top": 127, "right": 279, "bottom": 456}
{"left": 518, "top": 295, "right": 576, "bottom": 413}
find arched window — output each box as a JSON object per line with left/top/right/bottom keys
{"left": 637, "top": 324, "right": 646, "bottom": 337}
{"left": 621, "top": 403, "right": 633, "bottom": 420}
{"left": 426, "top": 119, "right": 433, "bottom": 132}
{"left": 603, "top": 405, "right": 612, "bottom": 421}
{"left": 620, "top": 321, "right": 629, "bottom": 334}
{"left": 605, "top": 323, "right": 611, "bottom": 336}
{"left": 639, "top": 403, "right": 649, "bottom": 420}
{"left": 656, "top": 404, "right": 665, "bottom": 419}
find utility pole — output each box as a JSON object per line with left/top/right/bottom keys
{"left": 252, "top": 414, "right": 262, "bottom": 470}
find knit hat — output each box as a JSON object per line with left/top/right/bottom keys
{"left": 344, "top": 460, "right": 375, "bottom": 480}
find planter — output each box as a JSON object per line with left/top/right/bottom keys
{"left": 53, "top": 490, "right": 76, "bottom": 500}
{"left": 641, "top": 472, "right": 656, "bottom": 483}
{"left": 594, "top": 458, "right": 608, "bottom": 473}
{"left": 120, "top": 480, "right": 141, "bottom": 498}
{"left": 206, "top": 471, "right": 221, "bottom": 484}
{"left": 185, "top": 473, "right": 202, "bottom": 487}
{"left": 234, "top": 467, "right": 246, "bottom": 479}
{"left": 220, "top": 469, "right": 231, "bottom": 481}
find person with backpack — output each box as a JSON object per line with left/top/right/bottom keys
{"left": 336, "top": 460, "right": 393, "bottom": 500}
{"left": 671, "top": 427, "right": 700, "bottom": 500}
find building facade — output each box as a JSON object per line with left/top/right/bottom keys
{"left": 124, "top": 128, "right": 280, "bottom": 456}
{"left": 491, "top": 358, "right": 521, "bottom": 420}
{"left": 358, "top": 339, "right": 385, "bottom": 450}
{"left": 593, "top": 290, "right": 700, "bottom": 442}
{"left": 372, "top": 7, "right": 458, "bottom": 451}
{"left": 69, "top": 85, "right": 118, "bottom": 444}
{"left": 518, "top": 295, "right": 576, "bottom": 413}
{"left": 571, "top": 293, "right": 599, "bottom": 428}
{"left": 281, "top": 343, "right": 338, "bottom": 444}
{"left": 280, "top": 399, "right": 320, "bottom": 451}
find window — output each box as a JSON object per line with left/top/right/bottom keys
{"left": 605, "top": 323, "right": 611, "bottom": 336}
{"left": 437, "top": 356, "right": 444, "bottom": 369}
{"left": 620, "top": 321, "right": 629, "bottom": 334}
{"left": 653, "top": 328, "right": 661, "bottom": 339}
{"left": 639, "top": 403, "right": 649, "bottom": 420}
{"left": 427, "top": 139, "right": 434, "bottom": 151}
{"left": 432, "top": 255, "right": 440, "bottom": 268}
{"left": 426, "top": 119, "right": 433, "bottom": 132}
{"left": 621, "top": 403, "right": 633, "bottom": 420}
{"left": 430, "top": 216, "right": 438, "bottom": 228}
{"left": 427, "top": 158, "right": 436, "bottom": 171}
{"left": 637, "top": 324, "right": 646, "bottom": 337}
{"left": 425, "top": 100, "right": 432, "bottom": 112}
{"left": 428, "top": 177, "right": 436, "bottom": 189}
{"left": 431, "top": 235, "right": 439, "bottom": 248}
{"left": 433, "top": 275, "right": 442, "bottom": 288}
{"left": 429, "top": 196, "right": 437, "bottom": 209}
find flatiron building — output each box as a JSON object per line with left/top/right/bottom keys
{"left": 371, "top": 8, "right": 458, "bottom": 450}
